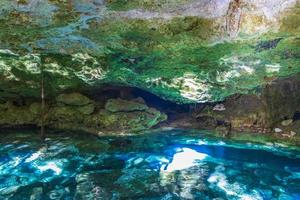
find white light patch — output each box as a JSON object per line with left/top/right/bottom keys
{"left": 213, "top": 104, "right": 226, "bottom": 111}
{"left": 37, "top": 162, "right": 62, "bottom": 175}
{"left": 25, "top": 151, "right": 43, "bottom": 163}
{"left": 72, "top": 53, "right": 107, "bottom": 84}
{"left": 162, "top": 148, "right": 207, "bottom": 172}
{"left": 265, "top": 64, "right": 281, "bottom": 73}
{"left": 197, "top": 140, "right": 208, "bottom": 145}
{"left": 146, "top": 73, "right": 211, "bottom": 102}
{"left": 0, "top": 49, "right": 19, "bottom": 56}
{"left": 12, "top": 156, "right": 22, "bottom": 167}
{"left": 172, "top": 73, "right": 211, "bottom": 102}
{"left": 208, "top": 167, "right": 263, "bottom": 200}
{"left": 238, "top": 65, "right": 255, "bottom": 74}
{"left": 216, "top": 70, "right": 241, "bottom": 82}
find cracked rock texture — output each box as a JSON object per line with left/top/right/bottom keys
{"left": 0, "top": 94, "right": 167, "bottom": 133}
{"left": 0, "top": 0, "right": 299, "bottom": 104}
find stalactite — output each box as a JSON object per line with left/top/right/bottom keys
{"left": 40, "top": 63, "right": 45, "bottom": 141}
{"left": 226, "top": 0, "right": 243, "bottom": 38}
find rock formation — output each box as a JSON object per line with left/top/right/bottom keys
{"left": 0, "top": 93, "right": 167, "bottom": 134}
{"left": 0, "top": 0, "right": 299, "bottom": 139}
{"left": 0, "top": 0, "right": 299, "bottom": 103}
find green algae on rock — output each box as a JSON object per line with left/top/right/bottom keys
{"left": 0, "top": 93, "right": 167, "bottom": 134}
{"left": 0, "top": 0, "right": 299, "bottom": 104}
{"left": 56, "top": 93, "right": 92, "bottom": 106}
{"left": 105, "top": 98, "right": 148, "bottom": 112}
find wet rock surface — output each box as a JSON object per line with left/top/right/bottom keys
{"left": 194, "top": 74, "right": 300, "bottom": 137}
{"left": 56, "top": 93, "right": 92, "bottom": 106}
{"left": 0, "top": 75, "right": 299, "bottom": 142}
{"left": 0, "top": 0, "right": 298, "bottom": 142}
{"left": 0, "top": 93, "right": 167, "bottom": 134}
{"left": 105, "top": 98, "right": 148, "bottom": 113}
{"left": 0, "top": 0, "right": 299, "bottom": 103}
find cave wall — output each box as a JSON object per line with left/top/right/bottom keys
{"left": 0, "top": 0, "right": 299, "bottom": 104}
{"left": 196, "top": 73, "right": 300, "bottom": 135}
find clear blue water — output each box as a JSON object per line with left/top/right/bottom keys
{"left": 0, "top": 129, "right": 299, "bottom": 200}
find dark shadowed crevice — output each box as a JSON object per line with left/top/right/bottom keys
{"left": 293, "top": 111, "right": 300, "bottom": 121}
{"left": 84, "top": 85, "right": 205, "bottom": 119}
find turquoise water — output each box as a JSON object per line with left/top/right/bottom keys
{"left": 0, "top": 129, "right": 299, "bottom": 200}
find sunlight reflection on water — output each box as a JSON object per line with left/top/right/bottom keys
{"left": 161, "top": 147, "right": 207, "bottom": 172}
{"left": 0, "top": 129, "right": 299, "bottom": 199}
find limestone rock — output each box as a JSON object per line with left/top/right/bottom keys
{"left": 0, "top": 102, "right": 37, "bottom": 126}
{"left": 44, "top": 97, "right": 167, "bottom": 133}
{"left": 274, "top": 128, "right": 283, "bottom": 133}
{"left": 290, "top": 131, "right": 297, "bottom": 137}
{"left": 195, "top": 74, "right": 300, "bottom": 132}
{"left": 281, "top": 119, "right": 293, "bottom": 126}
{"left": 0, "top": 1, "right": 298, "bottom": 104}
{"left": 132, "top": 97, "right": 146, "bottom": 104}
{"left": 0, "top": 102, "right": 9, "bottom": 111}
{"left": 48, "top": 105, "right": 83, "bottom": 124}
{"left": 76, "top": 104, "right": 95, "bottom": 115}
{"left": 198, "top": 94, "right": 266, "bottom": 130}
{"left": 86, "top": 107, "right": 167, "bottom": 132}
{"left": 56, "top": 93, "right": 91, "bottom": 106}
{"left": 29, "top": 102, "right": 42, "bottom": 115}
{"left": 105, "top": 98, "right": 148, "bottom": 113}
{"left": 213, "top": 104, "right": 226, "bottom": 111}
{"left": 216, "top": 125, "right": 231, "bottom": 137}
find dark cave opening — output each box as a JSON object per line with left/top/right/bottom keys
{"left": 131, "top": 88, "right": 191, "bottom": 113}
{"left": 293, "top": 111, "right": 300, "bottom": 121}
{"left": 85, "top": 85, "right": 205, "bottom": 120}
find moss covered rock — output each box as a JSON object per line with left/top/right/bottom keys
{"left": 76, "top": 103, "right": 95, "bottom": 115}
{"left": 105, "top": 98, "right": 148, "bottom": 113}
{"left": 56, "top": 93, "right": 92, "bottom": 106}
{"left": 87, "top": 98, "right": 168, "bottom": 132}
{"left": 0, "top": 94, "right": 167, "bottom": 134}
{"left": 0, "top": 0, "right": 298, "bottom": 104}
{"left": 29, "top": 102, "right": 43, "bottom": 115}
{"left": 0, "top": 102, "right": 37, "bottom": 126}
